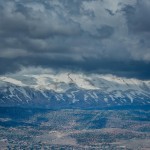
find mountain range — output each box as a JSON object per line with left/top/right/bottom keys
{"left": 0, "top": 72, "right": 150, "bottom": 108}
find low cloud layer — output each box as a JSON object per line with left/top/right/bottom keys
{"left": 0, "top": 0, "right": 150, "bottom": 79}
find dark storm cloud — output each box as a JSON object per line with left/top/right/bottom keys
{"left": 105, "top": 9, "right": 115, "bottom": 16}
{"left": 93, "top": 25, "right": 114, "bottom": 39}
{"left": 0, "top": 0, "right": 150, "bottom": 79}
{"left": 122, "top": 0, "right": 150, "bottom": 33}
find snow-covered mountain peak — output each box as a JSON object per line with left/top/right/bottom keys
{"left": 0, "top": 72, "right": 150, "bottom": 108}
{"left": 23, "top": 73, "right": 99, "bottom": 91}
{"left": 0, "top": 76, "right": 26, "bottom": 87}
{"left": 0, "top": 72, "right": 150, "bottom": 92}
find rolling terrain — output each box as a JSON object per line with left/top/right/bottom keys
{"left": 0, "top": 108, "right": 150, "bottom": 149}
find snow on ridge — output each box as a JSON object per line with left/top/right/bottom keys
{"left": 0, "top": 77, "right": 26, "bottom": 86}
{"left": 0, "top": 73, "right": 150, "bottom": 93}
{"left": 0, "top": 72, "right": 150, "bottom": 105}
{"left": 97, "top": 74, "right": 142, "bottom": 85}
{"left": 25, "top": 73, "right": 99, "bottom": 91}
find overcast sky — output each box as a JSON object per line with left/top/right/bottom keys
{"left": 0, "top": 0, "right": 150, "bottom": 79}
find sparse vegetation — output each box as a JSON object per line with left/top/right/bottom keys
{"left": 0, "top": 108, "right": 150, "bottom": 149}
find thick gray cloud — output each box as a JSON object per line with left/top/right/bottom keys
{"left": 123, "top": 0, "right": 150, "bottom": 33}
{"left": 0, "top": 0, "right": 150, "bottom": 79}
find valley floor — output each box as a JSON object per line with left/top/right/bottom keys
{"left": 0, "top": 107, "right": 150, "bottom": 150}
